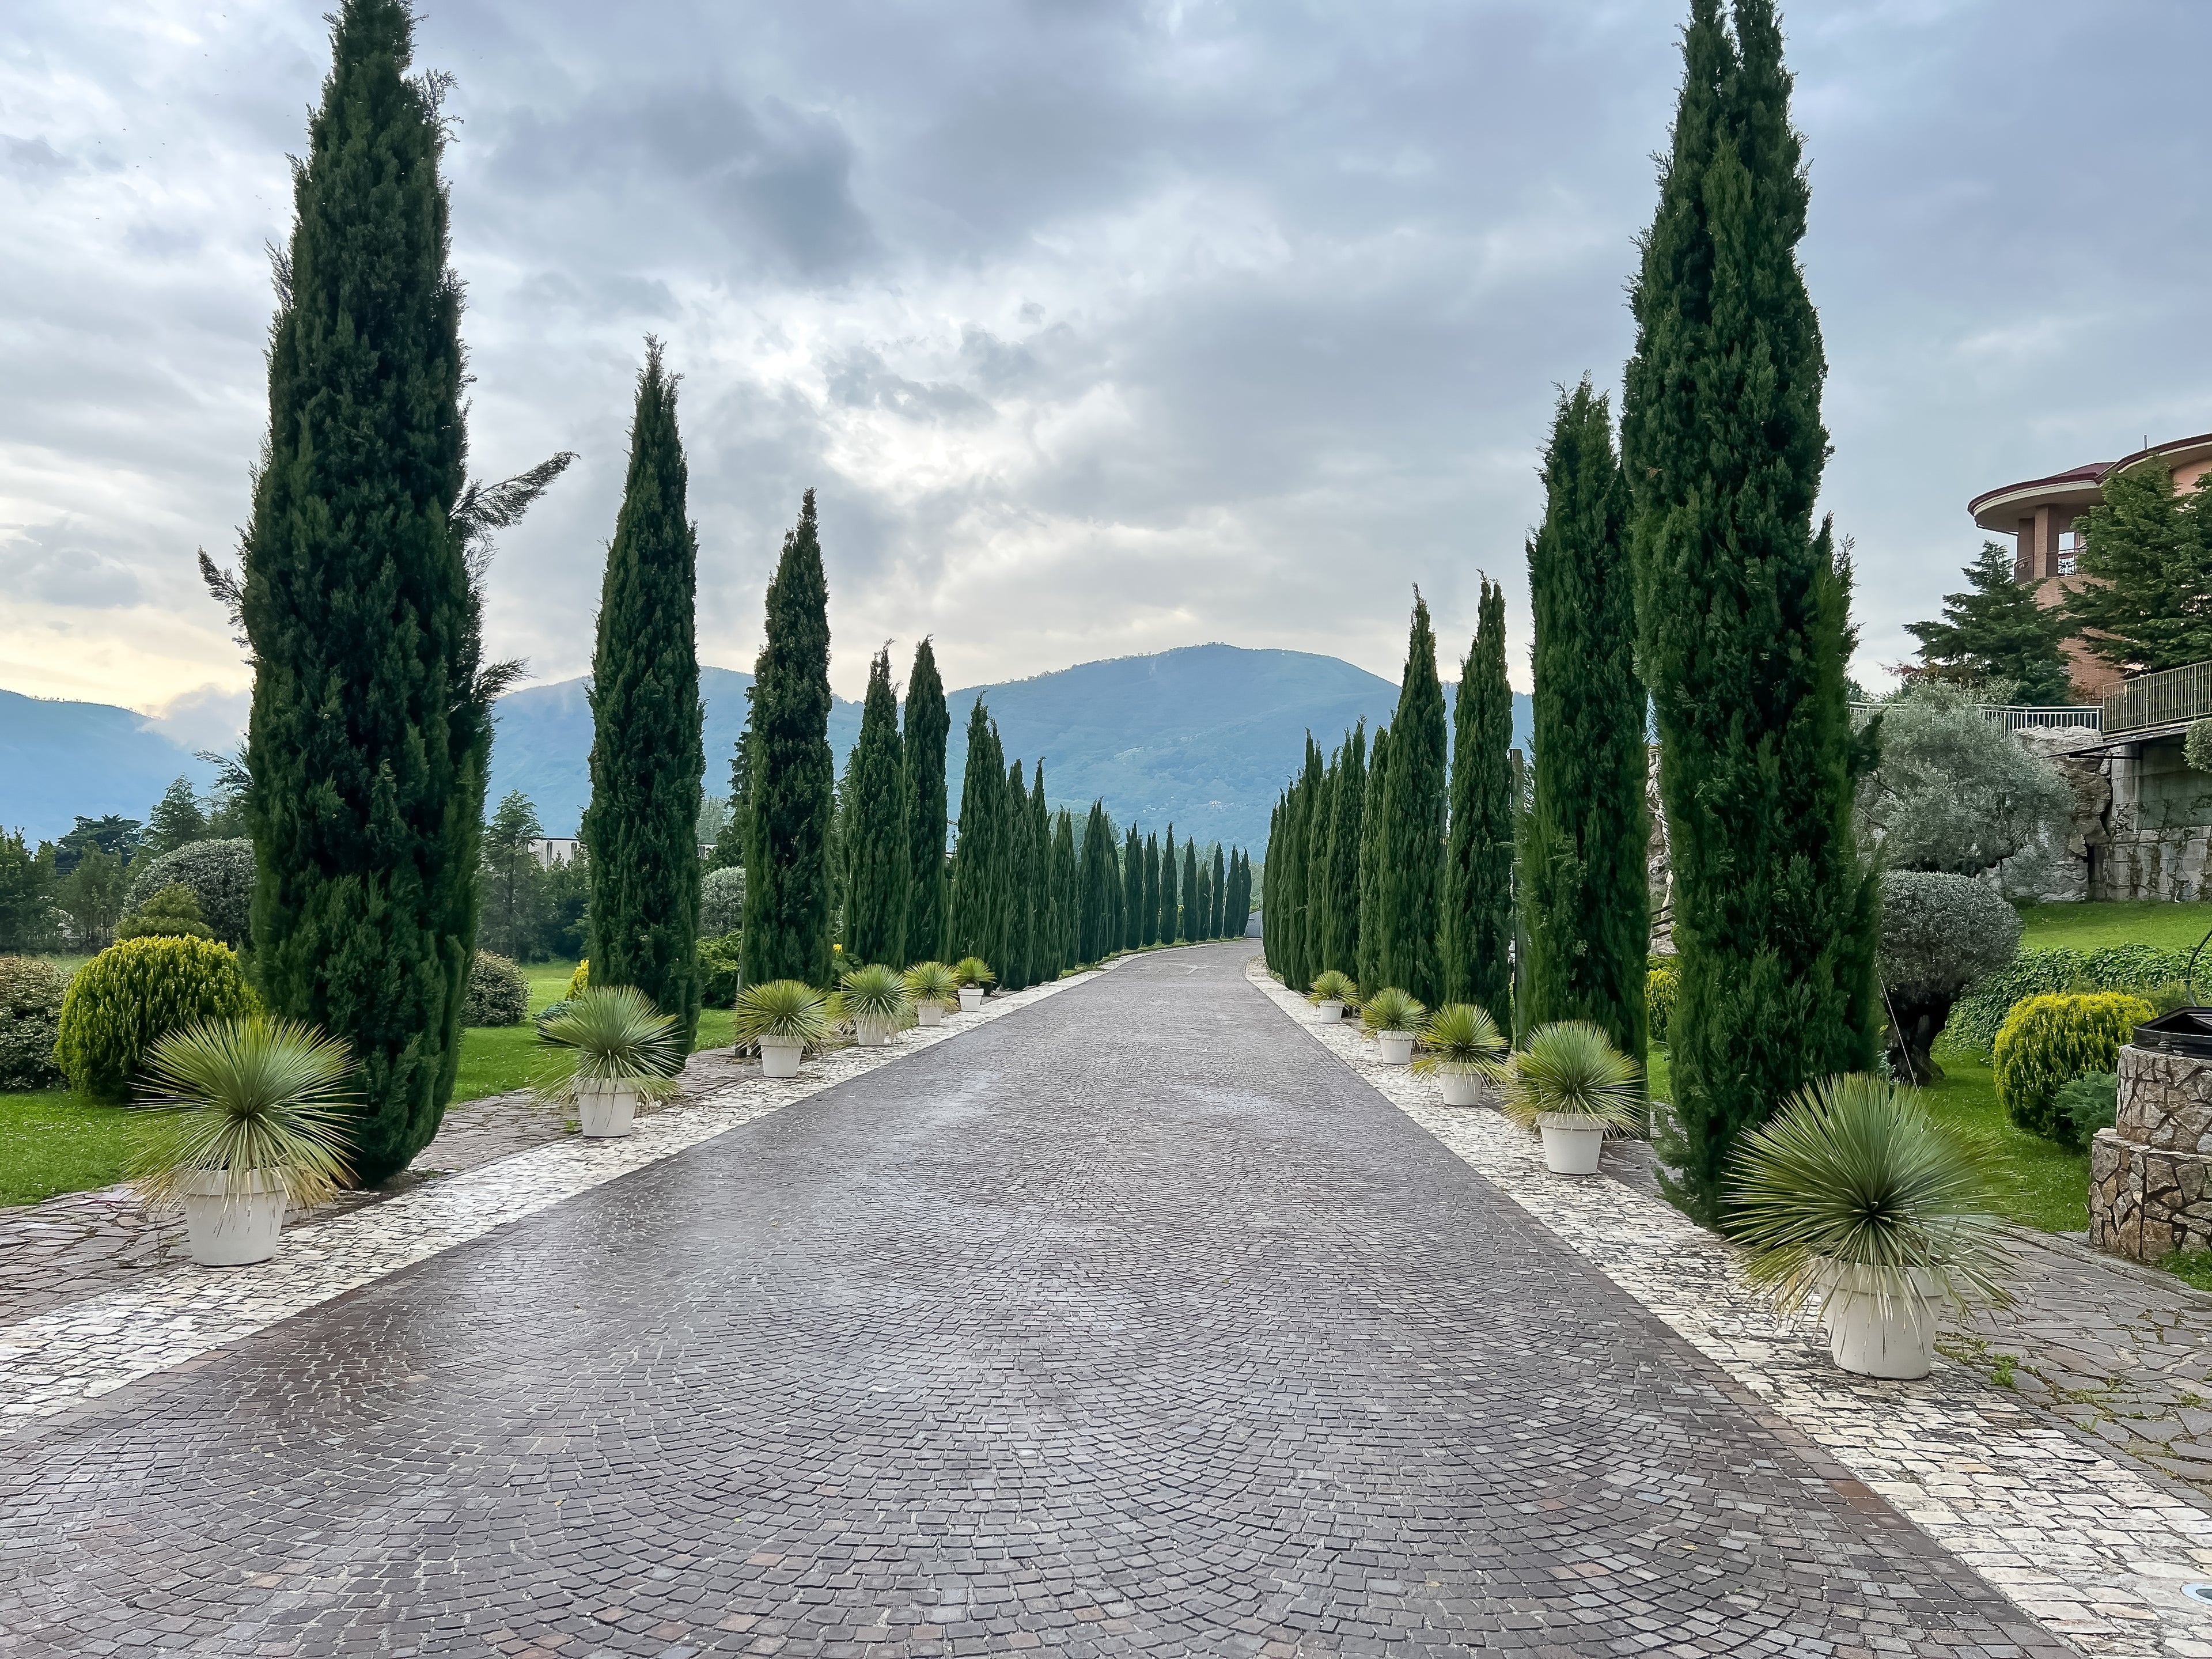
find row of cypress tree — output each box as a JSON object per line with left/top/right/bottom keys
{"left": 1262, "top": 0, "right": 1872, "bottom": 1228}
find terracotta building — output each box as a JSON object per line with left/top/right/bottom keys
{"left": 1969, "top": 431, "right": 2212, "bottom": 700}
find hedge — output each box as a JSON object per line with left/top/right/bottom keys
{"left": 1947, "top": 944, "right": 2190, "bottom": 1055}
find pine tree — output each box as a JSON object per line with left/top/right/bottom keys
{"left": 1210, "top": 843, "right": 1226, "bottom": 940}
{"left": 949, "top": 701, "right": 1005, "bottom": 968}
{"left": 1122, "top": 825, "right": 1144, "bottom": 950}
{"left": 741, "top": 491, "right": 837, "bottom": 989}
{"left": 708, "top": 711, "right": 751, "bottom": 873}
{"left": 901, "top": 638, "right": 950, "bottom": 966}
{"left": 1906, "top": 541, "right": 2074, "bottom": 702}
{"left": 144, "top": 778, "right": 209, "bottom": 860}
{"left": 1441, "top": 584, "right": 1516, "bottom": 1018}
{"left": 1180, "top": 840, "right": 1199, "bottom": 943}
{"left": 585, "top": 342, "right": 705, "bottom": 1042}
{"left": 480, "top": 790, "right": 546, "bottom": 961}
{"left": 1356, "top": 730, "right": 1391, "bottom": 994}
{"left": 1520, "top": 382, "right": 1649, "bottom": 1065}
{"left": 844, "top": 646, "right": 908, "bottom": 967}
{"left": 243, "top": 0, "right": 498, "bottom": 1180}
{"left": 1318, "top": 726, "right": 1365, "bottom": 976}
{"left": 1378, "top": 599, "right": 1447, "bottom": 1005}
{"left": 1142, "top": 835, "right": 1161, "bottom": 947}
{"left": 1622, "top": 0, "right": 1876, "bottom": 1224}
{"left": 2066, "top": 459, "right": 2212, "bottom": 678}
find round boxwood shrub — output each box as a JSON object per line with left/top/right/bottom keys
{"left": 120, "top": 839, "right": 255, "bottom": 949}
{"left": 1877, "top": 870, "right": 2022, "bottom": 1083}
{"left": 52, "top": 935, "right": 260, "bottom": 1103}
{"left": 1646, "top": 960, "right": 1677, "bottom": 1047}
{"left": 0, "top": 956, "right": 70, "bottom": 1091}
{"left": 700, "top": 866, "right": 746, "bottom": 939}
{"left": 463, "top": 950, "right": 529, "bottom": 1027}
{"left": 1994, "top": 991, "right": 2153, "bottom": 1145}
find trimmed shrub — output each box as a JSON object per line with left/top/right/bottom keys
{"left": 119, "top": 839, "right": 255, "bottom": 949}
{"left": 698, "top": 932, "right": 743, "bottom": 1009}
{"left": 1948, "top": 944, "right": 2191, "bottom": 1055}
{"left": 0, "top": 956, "right": 70, "bottom": 1090}
{"left": 1646, "top": 961, "right": 1678, "bottom": 1047}
{"left": 116, "top": 882, "right": 214, "bottom": 942}
{"left": 566, "top": 960, "right": 589, "bottom": 999}
{"left": 1877, "top": 871, "right": 2021, "bottom": 1082}
{"left": 52, "top": 936, "right": 260, "bottom": 1103}
{"left": 462, "top": 951, "right": 529, "bottom": 1027}
{"left": 700, "top": 866, "right": 747, "bottom": 941}
{"left": 2055, "top": 1069, "right": 2119, "bottom": 1145}
{"left": 1994, "top": 993, "right": 2152, "bottom": 1143}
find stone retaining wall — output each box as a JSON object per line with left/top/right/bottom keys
{"left": 2090, "top": 1043, "right": 2212, "bottom": 1260}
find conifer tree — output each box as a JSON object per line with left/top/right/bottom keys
{"left": 1623, "top": 0, "right": 1876, "bottom": 1224}
{"left": 1142, "top": 835, "right": 1161, "bottom": 947}
{"left": 144, "top": 778, "right": 209, "bottom": 860}
{"left": 1442, "top": 583, "right": 1516, "bottom": 1018}
{"left": 1180, "top": 840, "right": 1199, "bottom": 943}
{"left": 901, "top": 638, "right": 950, "bottom": 965}
{"left": 1319, "top": 726, "right": 1364, "bottom": 975}
{"left": 741, "top": 491, "right": 837, "bottom": 988}
{"left": 1520, "top": 382, "right": 1648, "bottom": 1065}
{"left": 1029, "top": 764, "right": 1052, "bottom": 979}
{"left": 585, "top": 343, "right": 704, "bottom": 1042}
{"left": 995, "top": 759, "right": 1030, "bottom": 990}
{"left": 1261, "top": 809, "right": 1279, "bottom": 970}
{"left": 708, "top": 715, "right": 751, "bottom": 872}
{"left": 1192, "top": 857, "right": 1210, "bottom": 943}
{"left": 844, "top": 646, "right": 908, "bottom": 967}
{"left": 949, "top": 701, "right": 1005, "bottom": 967}
{"left": 243, "top": 0, "right": 535, "bottom": 1180}
{"left": 1078, "top": 801, "right": 1113, "bottom": 963}
{"left": 1047, "top": 808, "right": 1076, "bottom": 978}
{"left": 2066, "top": 459, "right": 2212, "bottom": 678}
{"left": 1906, "top": 542, "right": 2073, "bottom": 702}
{"left": 1122, "top": 825, "right": 1143, "bottom": 950}
{"left": 1356, "top": 729, "right": 1391, "bottom": 994}
{"left": 1378, "top": 599, "right": 1447, "bottom": 1005}
{"left": 1158, "top": 825, "right": 1179, "bottom": 952}
{"left": 1210, "top": 843, "right": 1226, "bottom": 939}
{"left": 1306, "top": 755, "right": 1339, "bottom": 960}
{"left": 1282, "top": 738, "right": 1325, "bottom": 988}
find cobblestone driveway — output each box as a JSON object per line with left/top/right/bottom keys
{"left": 0, "top": 945, "right": 2067, "bottom": 1656}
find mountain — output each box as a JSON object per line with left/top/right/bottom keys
{"left": 0, "top": 688, "right": 218, "bottom": 844}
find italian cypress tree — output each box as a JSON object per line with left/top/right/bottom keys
{"left": 1235, "top": 849, "right": 1252, "bottom": 935}
{"left": 1306, "top": 755, "right": 1339, "bottom": 959}
{"left": 1078, "top": 802, "right": 1112, "bottom": 963}
{"left": 584, "top": 341, "right": 705, "bottom": 1042}
{"left": 1158, "top": 825, "right": 1179, "bottom": 953}
{"left": 1521, "top": 381, "right": 1649, "bottom": 1065}
{"left": 1192, "top": 856, "right": 1210, "bottom": 944}
{"left": 243, "top": 0, "right": 513, "bottom": 1180}
{"left": 1210, "top": 843, "right": 1226, "bottom": 939}
{"left": 1623, "top": 0, "right": 1876, "bottom": 1224}
{"left": 949, "top": 701, "right": 1004, "bottom": 967}
{"left": 1142, "top": 835, "right": 1161, "bottom": 947}
{"left": 1441, "top": 583, "right": 1516, "bottom": 1018}
{"left": 1180, "top": 840, "right": 1199, "bottom": 943}
{"left": 998, "top": 759, "right": 1032, "bottom": 990}
{"left": 741, "top": 491, "right": 836, "bottom": 988}
{"left": 1379, "top": 600, "right": 1447, "bottom": 1005}
{"left": 1319, "top": 726, "right": 1364, "bottom": 975}
{"left": 1261, "top": 811, "right": 1278, "bottom": 969}
{"left": 1048, "top": 808, "right": 1076, "bottom": 976}
{"left": 1122, "top": 825, "right": 1144, "bottom": 950}
{"left": 901, "top": 638, "right": 950, "bottom": 965}
{"left": 844, "top": 646, "right": 908, "bottom": 967}
{"left": 1029, "top": 764, "right": 1052, "bottom": 979}
{"left": 1356, "top": 729, "right": 1391, "bottom": 994}
{"left": 1284, "top": 738, "right": 1325, "bottom": 988}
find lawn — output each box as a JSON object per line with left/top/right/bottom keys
{"left": 0, "top": 1088, "right": 149, "bottom": 1207}
{"left": 2016, "top": 900, "right": 2212, "bottom": 953}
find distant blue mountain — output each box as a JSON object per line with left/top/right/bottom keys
{"left": 0, "top": 688, "right": 217, "bottom": 843}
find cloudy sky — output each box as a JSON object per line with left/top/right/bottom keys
{"left": 4, "top": 0, "right": 2208, "bottom": 747}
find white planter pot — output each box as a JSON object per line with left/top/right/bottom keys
{"left": 176, "top": 1168, "right": 286, "bottom": 1267}
{"left": 1820, "top": 1262, "right": 1938, "bottom": 1380}
{"left": 1315, "top": 999, "right": 1344, "bottom": 1023}
{"left": 1536, "top": 1115, "right": 1605, "bottom": 1175}
{"left": 1438, "top": 1070, "right": 1484, "bottom": 1107}
{"left": 918, "top": 1001, "right": 944, "bottom": 1028}
{"left": 958, "top": 987, "right": 984, "bottom": 1012}
{"left": 759, "top": 1035, "right": 805, "bottom": 1078}
{"left": 577, "top": 1081, "right": 638, "bottom": 1139}
{"left": 1376, "top": 1032, "right": 1415, "bottom": 1065}
{"left": 854, "top": 1018, "right": 893, "bottom": 1048}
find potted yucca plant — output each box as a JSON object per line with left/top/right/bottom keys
{"left": 1501, "top": 1020, "right": 1643, "bottom": 1175}
{"left": 536, "top": 985, "right": 683, "bottom": 1138}
{"left": 953, "top": 956, "right": 995, "bottom": 1013}
{"left": 131, "top": 1017, "right": 355, "bottom": 1267}
{"left": 1307, "top": 969, "right": 1357, "bottom": 1024}
{"left": 1728, "top": 1074, "right": 2012, "bottom": 1380}
{"left": 1412, "top": 1002, "right": 1510, "bottom": 1106}
{"left": 904, "top": 961, "right": 960, "bottom": 1027}
{"left": 733, "top": 979, "right": 832, "bottom": 1078}
{"left": 840, "top": 962, "right": 912, "bottom": 1047}
{"left": 1360, "top": 987, "right": 1425, "bottom": 1065}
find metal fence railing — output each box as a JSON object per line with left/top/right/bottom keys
{"left": 1847, "top": 702, "right": 2103, "bottom": 733}
{"left": 2104, "top": 661, "right": 2212, "bottom": 736}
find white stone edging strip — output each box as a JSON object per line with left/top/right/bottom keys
{"left": 1245, "top": 954, "right": 2212, "bottom": 1659}
{"left": 0, "top": 963, "right": 1115, "bottom": 1433}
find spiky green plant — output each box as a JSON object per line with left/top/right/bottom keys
{"left": 1727, "top": 1072, "right": 2013, "bottom": 1320}
{"left": 732, "top": 979, "right": 832, "bottom": 1047}
{"left": 904, "top": 960, "right": 960, "bottom": 1010}
{"left": 131, "top": 1017, "right": 356, "bottom": 1209}
{"left": 1359, "top": 986, "right": 1425, "bottom": 1037}
{"left": 953, "top": 956, "right": 995, "bottom": 989}
{"left": 1307, "top": 969, "right": 1357, "bottom": 1007}
{"left": 840, "top": 962, "right": 913, "bottom": 1028}
{"left": 535, "top": 985, "right": 683, "bottom": 1104}
{"left": 1501, "top": 1021, "right": 1643, "bottom": 1134}
{"left": 1412, "top": 1003, "right": 1510, "bottom": 1079}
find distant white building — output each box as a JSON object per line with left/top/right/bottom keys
{"left": 524, "top": 837, "right": 715, "bottom": 869}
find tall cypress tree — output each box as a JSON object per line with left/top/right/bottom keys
{"left": 1078, "top": 801, "right": 1112, "bottom": 963}
{"left": 844, "top": 646, "right": 908, "bottom": 967}
{"left": 1006, "top": 759, "right": 1038, "bottom": 990}
{"left": 1047, "top": 808, "right": 1075, "bottom": 978}
{"left": 741, "top": 491, "right": 836, "bottom": 988}
{"left": 1623, "top": 0, "right": 1876, "bottom": 1224}
{"left": 1379, "top": 600, "right": 1448, "bottom": 1005}
{"left": 1180, "top": 840, "right": 1199, "bottom": 944}
{"left": 1158, "top": 825, "right": 1179, "bottom": 952}
{"left": 1142, "top": 835, "right": 1161, "bottom": 947}
{"left": 1210, "top": 843, "right": 1226, "bottom": 939}
{"left": 1441, "top": 584, "right": 1515, "bottom": 1018}
{"left": 1306, "top": 755, "right": 1339, "bottom": 960}
{"left": 1122, "top": 825, "right": 1144, "bottom": 949}
{"left": 901, "top": 638, "right": 950, "bottom": 966}
{"left": 1283, "top": 739, "right": 1325, "bottom": 988}
{"left": 949, "top": 701, "right": 1004, "bottom": 967}
{"left": 1029, "top": 764, "right": 1052, "bottom": 979}
{"left": 1262, "top": 810, "right": 1279, "bottom": 969}
{"left": 1355, "top": 729, "right": 1392, "bottom": 994}
{"left": 1521, "top": 381, "right": 1649, "bottom": 1066}
{"left": 1319, "top": 726, "right": 1365, "bottom": 975}
{"left": 244, "top": 0, "right": 506, "bottom": 1180}
{"left": 584, "top": 342, "right": 705, "bottom": 1041}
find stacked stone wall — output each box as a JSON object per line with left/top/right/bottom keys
{"left": 2090, "top": 1043, "right": 2212, "bottom": 1260}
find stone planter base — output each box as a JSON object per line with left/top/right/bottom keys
{"left": 2090, "top": 1130, "right": 2212, "bottom": 1261}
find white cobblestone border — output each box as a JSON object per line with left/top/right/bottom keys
{"left": 0, "top": 964, "right": 1117, "bottom": 1433}
{"left": 1246, "top": 954, "right": 2212, "bottom": 1659}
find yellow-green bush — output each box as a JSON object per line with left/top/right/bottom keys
{"left": 1647, "top": 961, "right": 1678, "bottom": 1046}
{"left": 1993, "top": 991, "right": 2152, "bottom": 1144}
{"left": 566, "top": 960, "right": 589, "bottom": 999}
{"left": 52, "top": 936, "right": 260, "bottom": 1103}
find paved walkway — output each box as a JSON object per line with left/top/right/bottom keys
{"left": 0, "top": 944, "right": 2066, "bottom": 1656}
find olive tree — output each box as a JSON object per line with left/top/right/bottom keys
{"left": 1878, "top": 870, "right": 2021, "bottom": 1082}
{"left": 1855, "top": 681, "right": 2070, "bottom": 877}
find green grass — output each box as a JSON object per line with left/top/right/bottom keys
{"left": 2016, "top": 900, "right": 2212, "bottom": 953}
{"left": 0, "top": 1088, "right": 149, "bottom": 1207}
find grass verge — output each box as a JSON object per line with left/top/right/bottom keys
{"left": 2016, "top": 900, "right": 2212, "bottom": 953}
{"left": 0, "top": 1089, "right": 147, "bottom": 1207}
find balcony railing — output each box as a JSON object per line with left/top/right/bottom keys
{"left": 2105, "top": 661, "right": 2212, "bottom": 737}
{"left": 1849, "top": 702, "right": 2101, "bottom": 733}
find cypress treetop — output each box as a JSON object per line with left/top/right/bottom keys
{"left": 1142, "top": 834, "right": 1161, "bottom": 948}
{"left": 844, "top": 646, "right": 909, "bottom": 967}
{"left": 1158, "top": 824, "right": 1179, "bottom": 951}
{"left": 949, "top": 700, "right": 1005, "bottom": 967}
{"left": 900, "top": 638, "right": 950, "bottom": 966}
{"left": 1180, "top": 840, "right": 1199, "bottom": 943}
{"left": 1355, "top": 728, "right": 1391, "bottom": 995}
{"left": 1319, "top": 725, "right": 1365, "bottom": 978}
{"left": 1378, "top": 597, "right": 1448, "bottom": 1006}
{"left": 1443, "top": 583, "right": 1516, "bottom": 1020}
